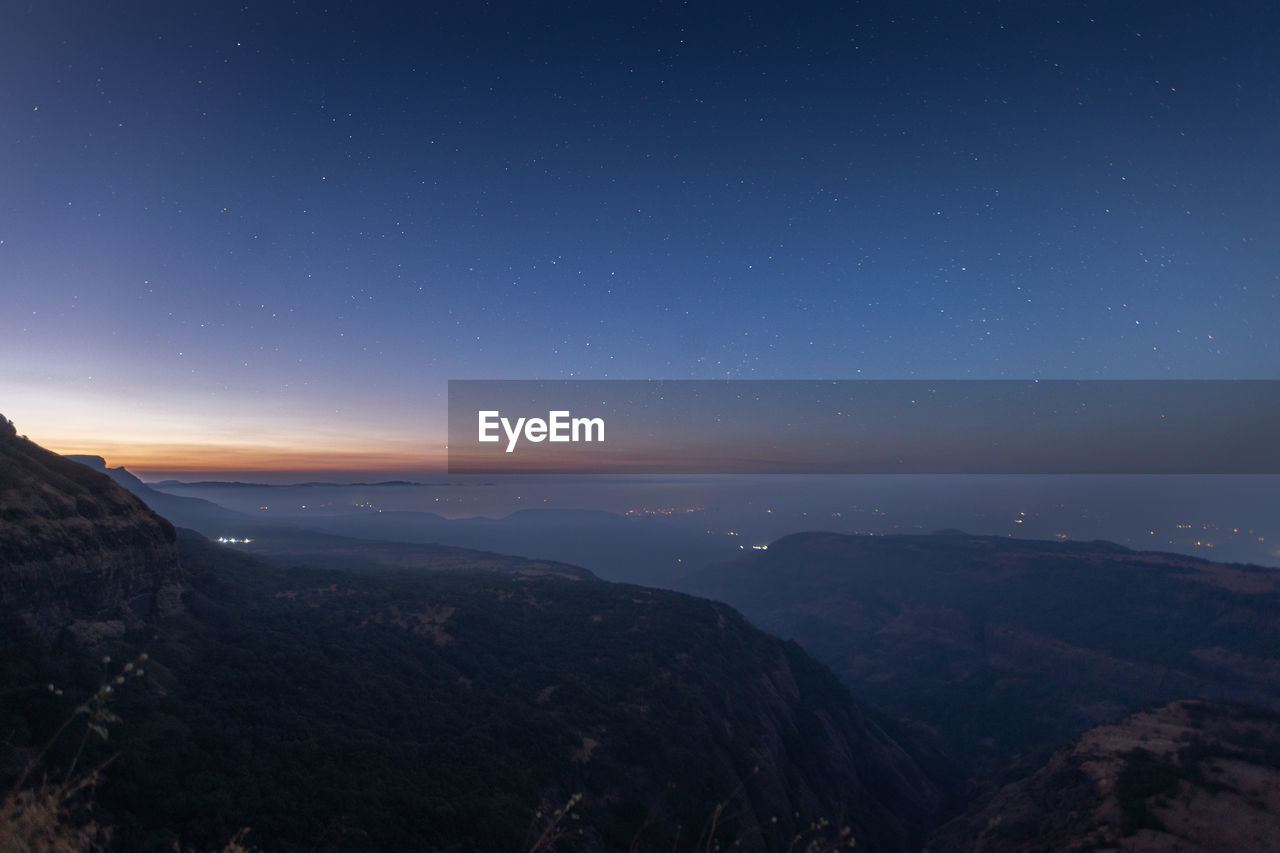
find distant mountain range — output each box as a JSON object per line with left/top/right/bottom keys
{"left": 65, "top": 455, "right": 606, "bottom": 579}
{"left": 65, "top": 454, "right": 258, "bottom": 533}
{"left": 88, "top": 469, "right": 721, "bottom": 585}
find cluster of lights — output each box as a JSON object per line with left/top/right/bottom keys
{"left": 624, "top": 506, "right": 703, "bottom": 516}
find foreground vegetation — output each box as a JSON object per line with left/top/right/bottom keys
{"left": 1, "top": 530, "right": 934, "bottom": 852}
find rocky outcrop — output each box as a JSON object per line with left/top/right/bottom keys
{"left": 0, "top": 415, "right": 183, "bottom": 643}
{"left": 928, "top": 699, "right": 1280, "bottom": 851}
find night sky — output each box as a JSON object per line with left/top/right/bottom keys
{"left": 2, "top": 1, "right": 1278, "bottom": 473}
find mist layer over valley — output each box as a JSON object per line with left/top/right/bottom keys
{"left": 141, "top": 473, "right": 1280, "bottom": 584}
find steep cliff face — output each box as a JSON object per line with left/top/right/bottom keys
{"left": 0, "top": 416, "right": 183, "bottom": 643}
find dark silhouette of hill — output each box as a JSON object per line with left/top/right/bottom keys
{"left": 2, "top": 423, "right": 942, "bottom": 852}
{"left": 681, "top": 531, "right": 1280, "bottom": 776}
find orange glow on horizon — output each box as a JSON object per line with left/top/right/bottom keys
{"left": 2, "top": 389, "right": 447, "bottom": 476}
{"left": 40, "top": 438, "right": 445, "bottom": 474}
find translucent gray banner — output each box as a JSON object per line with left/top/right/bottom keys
{"left": 447, "top": 380, "right": 1280, "bottom": 474}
